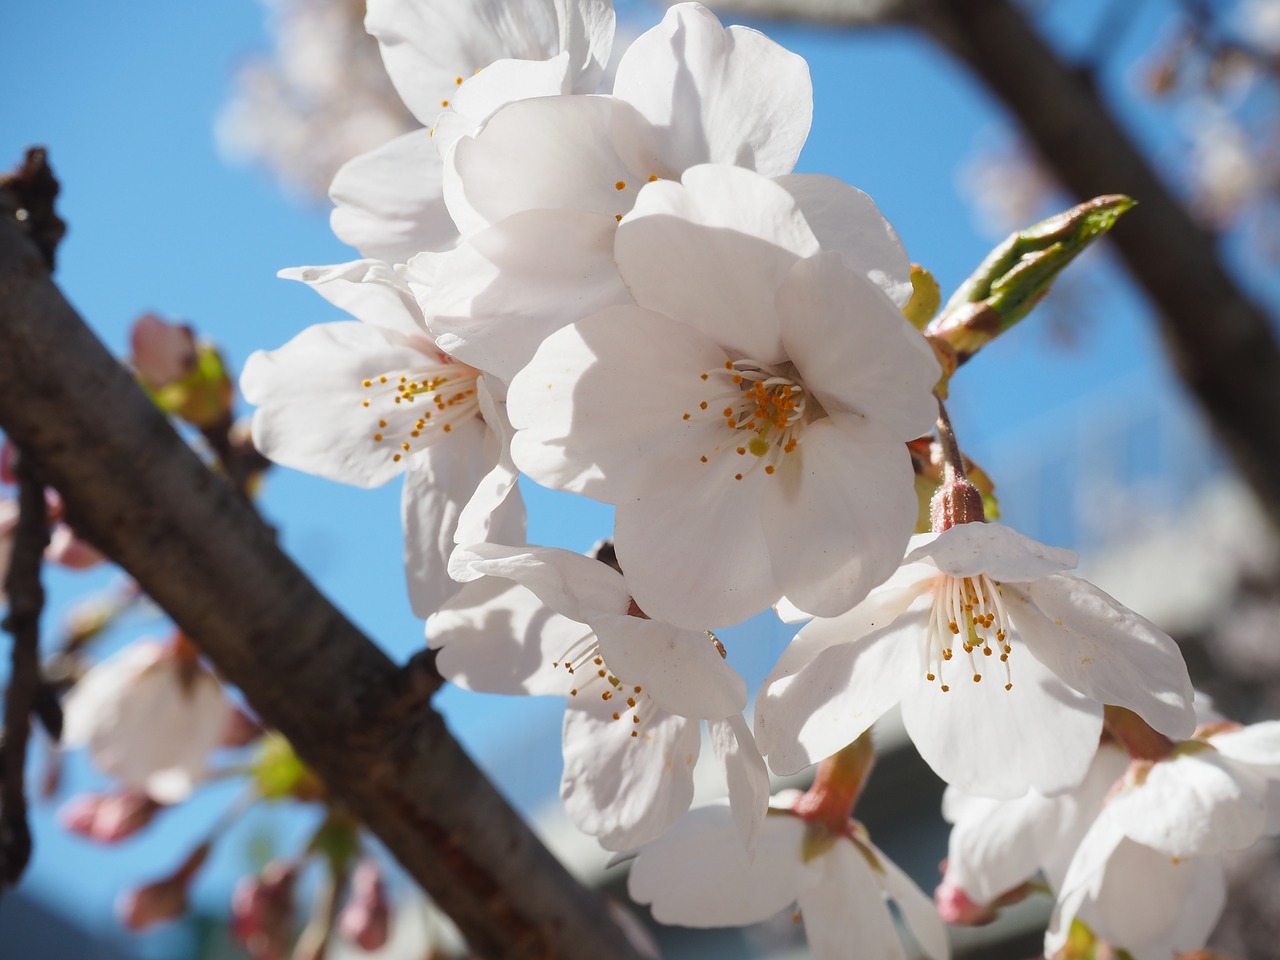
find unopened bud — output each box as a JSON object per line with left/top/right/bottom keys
{"left": 131, "top": 314, "right": 198, "bottom": 388}
{"left": 117, "top": 842, "right": 209, "bottom": 930}
{"left": 338, "top": 861, "right": 391, "bottom": 951}
{"left": 231, "top": 860, "right": 298, "bottom": 960}
{"left": 61, "top": 790, "right": 161, "bottom": 843}
{"left": 934, "top": 877, "right": 996, "bottom": 926}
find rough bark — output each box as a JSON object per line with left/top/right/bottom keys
{"left": 0, "top": 199, "right": 644, "bottom": 960}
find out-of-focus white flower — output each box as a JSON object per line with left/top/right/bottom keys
{"left": 62, "top": 639, "right": 233, "bottom": 803}
{"left": 240, "top": 259, "right": 524, "bottom": 616}
{"left": 629, "top": 802, "right": 949, "bottom": 960}
{"left": 756, "top": 521, "right": 1196, "bottom": 798}
{"left": 218, "top": 0, "right": 416, "bottom": 200}
{"left": 505, "top": 164, "right": 936, "bottom": 629}
{"left": 429, "top": 543, "right": 768, "bottom": 850}
{"left": 1240, "top": 0, "right": 1280, "bottom": 54}
{"left": 329, "top": 0, "right": 615, "bottom": 263}
{"left": 959, "top": 139, "right": 1057, "bottom": 238}
{"left": 1187, "top": 114, "right": 1265, "bottom": 225}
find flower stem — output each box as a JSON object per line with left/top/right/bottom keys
{"left": 1103, "top": 705, "right": 1176, "bottom": 761}
{"left": 793, "top": 731, "right": 876, "bottom": 832}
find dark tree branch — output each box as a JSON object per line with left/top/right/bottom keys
{"left": 1, "top": 458, "right": 51, "bottom": 889}
{"left": 0, "top": 148, "right": 65, "bottom": 271}
{"left": 0, "top": 183, "right": 645, "bottom": 960}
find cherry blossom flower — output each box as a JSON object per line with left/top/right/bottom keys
{"left": 426, "top": 3, "right": 824, "bottom": 382}
{"left": 755, "top": 521, "right": 1196, "bottom": 798}
{"left": 628, "top": 801, "right": 949, "bottom": 960}
{"left": 505, "top": 165, "right": 937, "bottom": 629}
{"left": 240, "top": 259, "right": 524, "bottom": 616}
{"left": 62, "top": 638, "right": 232, "bottom": 802}
{"left": 428, "top": 542, "right": 768, "bottom": 849}
{"left": 330, "top": 0, "right": 615, "bottom": 262}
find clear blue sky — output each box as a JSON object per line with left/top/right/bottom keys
{"left": 0, "top": 0, "right": 1252, "bottom": 950}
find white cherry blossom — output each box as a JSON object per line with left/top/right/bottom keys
{"left": 427, "top": 543, "right": 767, "bottom": 849}
{"left": 755, "top": 521, "right": 1196, "bottom": 798}
{"left": 240, "top": 259, "right": 523, "bottom": 616}
{"left": 505, "top": 165, "right": 937, "bottom": 629}
{"left": 628, "top": 802, "right": 949, "bottom": 960}
{"left": 331, "top": 0, "right": 615, "bottom": 262}
{"left": 63, "top": 639, "right": 233, "bottom": 803}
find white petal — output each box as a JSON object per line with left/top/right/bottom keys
{"left": 366, "top": 0, "right": 559, "bottom": 126}
{"left": 507, "top": 308, "right": 729, "bottom": 502}
{"left": 560, "top": 705, "right": 700, "bottom": 849}
{"left": 1207, "top": 720, "right": 1280, "bottom": 776}
{"left": 1091, "top": 837, "right": 1207, "bottom": 956}
{"left": 901, "top": 651, "right": 1103, "bottom": 799}
{"left": 775, "top": 253, "right": 939, "bottom": 442}
{"left": 447, "top": 542, "right": 628, "bottom": 621}
{"left": 759, "top": 419, "right": 919, "bottom": 619}
{"left": 617, "top": 165, "right": 817, "bottom": 362}
{"left": 874, "top": 842, "right": 951, "bottom": 960}
{"left": 426, "top": 577, "right": 587, "bottom": 697}
{"left": 279, "top": 259, "right": 425, "bottom": 337}
{"left": 592, "top": 614, "right": 747, "bottom": 720}
{"left": 774, "top": 174, "right": 912, "bottom": 306}
{"left": 943, "top": 792, "right": 1048, "bottom": 905}
{"left": 798, "top": 840, "right": 905, "bottom": 960}
{"left": 708, "top": 713, "right": 770, "bottom": 852}
{"left": 427, "top": 208, "right": 630, "bottom": 383}
{"left": 1107, "top": 750, "right": 1267, "bottom": 857}
{"left": 757, "top": 611, "right": 925, "bottom": 777}
{"left": 401, "top": 419, "right": 490, "bottom": 617}
{"left": 903, "top": 522, "right": 1078, "bottom": 582}
{"left": 628, "top": 806, "right": 807, "bottom": 926}
{"left": 445, "top": 94, "right": 633, "bottom": 236}
{"left": 451, "top": 378, "right": 527, "bottom": 549}
{"left": 240, "top": 322, "right": 443, "bottom": 488}
{"left": 430, "top": 53, "right": 573, "bottom": 158}
{"left": 329, "top": 131, "right": 457, "bottom": 263}
{"left": 611, "top": 4, "right": 811, "bottom": 178}
{"left": 1009, "top": 575, "right": 1196, "bottom": 739}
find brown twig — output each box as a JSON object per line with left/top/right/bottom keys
{"left": 1, "top": 456, "right": 51, "bottom": 889}
{"left": 0, "top": 148, "right": 65, "bottom": 272}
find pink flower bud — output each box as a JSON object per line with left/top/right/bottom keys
{"left": 338, "top": 861, "right": 391, "bottom": 951}
{"left": 116, "top": 842, "right": 208, "bottom": 930}
{"left": 46, "top": 523, "right": 105, "bottom": 570}
{"left": 231, "top": 860, "right": 297, "bottom": 960}
{"left": 130, "top": 314, "right": 198, "bottom": 389}
{"left": 61, "top": 790, "right": 161, "bottom": 843}
{"left": 934, "top": 877, "right": 996, "bottom": 926}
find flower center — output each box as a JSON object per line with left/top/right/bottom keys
{"left": 683, "top": 359, "right": 813, "bottom": 480}
{"left": 553, "top": 632, "right": 651, "bottom": 738}
{"left": 359, "top": 354, "right": 481, "bottom": 464}
{"left": 924, "top": 573, "right": 1013, "bottom": 692}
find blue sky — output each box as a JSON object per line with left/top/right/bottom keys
{"left": 0, "top": 0, "right": 1255, "bottom": 949}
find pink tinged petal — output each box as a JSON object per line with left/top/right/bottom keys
{"left": 592, "top": 614, "right": 746, "bottom": 720}
{"left": 366, "top": 0, "right": 559, "bottom": 127}
{"left": 798, "top": 840, "right": 906, "bottom": 960}
{"left": 240, "top": 322, "right": 441, "bottom": 488}
{"left": 1008, "top": 575, "right": 1196, "bottom": 739}
{"left": 447, "top": 542, "right": 628, "bottom": 621}
{"left": 617, "top": 165, "right": 818, "bottom": 361}
{"left": 903, "top": 522, "right": 1078, "bottom": 582}
{"left": 901, "top": 650, "right": 1103, "bottom": 799}
{"left": 401, "top": 418, "right": 490, "bottom": 618}
{"left": 426, "top": 578, "right": 588, "bottom": 697}
{"left": 46, "top": 525, "right": 104, "bottom": 570}
{"left": 1107, "top": 751, "right": 1267, "bottom": 857}
{"left": 756, "top": 610, "right": 926, "bottom": 777}
{"left": 1207, "top": 720, "right": 1280, "bottom": 776}
{"left": 610, "top": 4, "right": 812, "bottom": 179}
{"left": 279, "top": 259, "right": 425, "bottom": 338}
{"left": 774, "top": 174, "right": 913, "bottom": 307}
{"left": 560, "top": 705, "right": 700, "bottom": 849}
{"left": 873, "top": 842, "right": 952, "bottom": 960}
{"left": 708, "top": 713, "right": 770, "bottom": 852}
{"left": 445, "top": 95, "right": 635, "bottom": 236}
{"left": 627, "top": 806, "right": 808, "bottom": 926}
{"left": 944, "top": 792, "right": 1047, "bottom": 905}
{"left": 427, "top": 208, "right": 631, "bottom": 383}
{"left": 329, "top": 131, "right": 457, "bottom": 263}
{"left": 507, "top": 308, "right": 728, "bottom": 502}
{"left": 775, "top": 253, "right": 939, "bottom": 442}
{"left": 759, "top": 419, "right": 919, "bottom": 619}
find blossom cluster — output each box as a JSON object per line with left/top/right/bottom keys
{"left": 52, "top": 0, "right": 1276, "bottom": 957}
